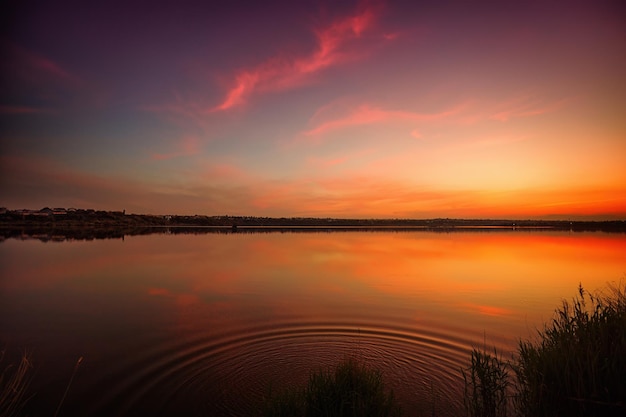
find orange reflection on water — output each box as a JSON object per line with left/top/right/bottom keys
{"left": 461, "top": 303, "right": 514, "bottom": 317}
{"left": 2, "top": 230, "right": 624, "bottom": 417}
{"left": 2, "top": 231, "right": 625, "bottom": 349}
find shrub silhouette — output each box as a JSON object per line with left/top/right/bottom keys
{"left": 262, "top": 357, "right": 401, "bottom": 417}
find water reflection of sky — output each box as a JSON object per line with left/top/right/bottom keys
{"left": 1, "top": 231, "right": 625, "bottom": 415}
{"left": 3, "top": 231, "right": 625, "bottom": 342}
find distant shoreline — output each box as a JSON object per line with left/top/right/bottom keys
{"left": 1, "top": 207, "right": 624, "bottom": 230}
{"left": 1, "top": 208, "right": 624, "bottom": 242}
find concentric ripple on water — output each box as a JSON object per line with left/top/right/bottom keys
{"left": 87, "top": 320, "right": 472, "bottom": 416}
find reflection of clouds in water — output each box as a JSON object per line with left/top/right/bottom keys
{"left": 147, "top": 287, "right": 201, "bottom": 307}
{"left": 1, "top": 231, "right": 625, "bottom": 415}
{"left": 461, "top": 303, "right": 514, "bottom": 317}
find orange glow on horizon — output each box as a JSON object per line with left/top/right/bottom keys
{"left": 3, "top": 152, "right": 625, "bottom": 219}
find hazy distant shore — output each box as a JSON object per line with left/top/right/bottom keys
{"left": 1, "top": 208, "right": 624, "bottom": 242}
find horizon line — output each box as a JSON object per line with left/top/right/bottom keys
{"left": 2, "top": 207, "right": 624, "bottom": 223}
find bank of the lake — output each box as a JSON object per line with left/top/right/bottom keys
{"left": 2, "top": 208, "right": 625, "bottom": 233}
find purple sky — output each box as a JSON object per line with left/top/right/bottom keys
{"left": 2, "top": 0, "right": 625, "bottom": 218}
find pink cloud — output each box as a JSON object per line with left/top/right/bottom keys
{"left": 410, "top": 128, "right": 422, "bottom": 139}
{"left": 213, "top": 71, "right": 261, "bottom": 111}
{"left": 489, "top": 95, "right": 571, "bottom": 122}
{"left": 29, "top": 54, "right": 77, "bottom": 84}
{"left": 0, "top": 42, "right": 107, "bottom": 111}
{"left": 383, "top": 32, "right": 400, "bottom": 40}
{"left": 150, "top": 135, "right": 201, "bottom": 161}
{"left": 3, "top": 42, "right": 82, "bottom": 87}
{"left": 432, "top": 94, "right": 571, "bottom": 126}
{"left": 204, "top": 163, "right": 249, "bottom": 180}
{"left": 430, "top": 134, "right": 529, "bottom": 156}
{"left": 304, "top": 147, "right": 376, "bottom": 171}
{"left": 212, "top": 5, "right": 382, "bottom": 111}
{"left": 306, "top": 155, "right": 350, "bottom": 169}
{"left": 302, "top": 102, "right": 460, "bottom": 137}
{"left": 140, "top": 103, "right": 216, "bottom": 145}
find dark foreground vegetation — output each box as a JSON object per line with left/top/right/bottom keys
{"left": 262, "top": 358, "right": 402, "bottom": 417}
{"left": 263, "top": 283, "right": 626, "bottom": 417}
{"left": 2, "top": 283, "right": 625, "bottom": 416}
{"left": 0, "top": 351, "right": 31, "bottom": 417}
{"left": 512, "top": 283, "right": 626, "bottom": 417}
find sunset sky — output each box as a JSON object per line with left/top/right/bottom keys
{"left": 1, "top": 0, "right": 625, "bottom": 219}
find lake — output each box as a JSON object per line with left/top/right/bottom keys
{"left": 1, "top": 229, "right": 625, "bottom": 416}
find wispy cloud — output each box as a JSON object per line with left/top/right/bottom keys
{"left": 244, "top": 176, "right": 626, "bottom": 220}
{"left": 150, "top": 135, "right": 201, "bottom": 161}
{"left": 212, "top": 5, "right": 382, "bottom": 111}
{"left": 0, "top": 42, "right": 107, "bottom": 112}
{"left": 434, "top": 134, "right": 529, "bottom": 155}
{"left": 3, "top": 153, "right": 624, "bottom": 219}
{"left": 489, "top": 95, "right": 571, "bottom": 122}
{"left": 0, "top": 154, "right": 262, "bottom": 215}
{"left": 264, "top": 177, "right": 487, "bottom": 218}
{"left": 304, "top": 147, "right": 376, "bottom": 171}
{"left": 201, "top": 163, "right": 250, "bottom": 181}
{"left": 0, "top": 155, "right": 205, "bottom": 213}
{"left": 306, "top": 155, "right": 350, "bottom": 169}
{"left": 409, "top": 129, "right": 422, "bottom": 139}
{"left": 2, "top": 42, "right": 82, "bottom": 87}
{"left": 302, "top": 102, "right": 461, "bottom": 138}
{"left": 27, "top": 53, "right": 78, "bottom": 84}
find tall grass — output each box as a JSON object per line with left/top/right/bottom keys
{"left": 262, "top": 357, "right": 402, "bottom": 417}
{"left": 53, "top": 356, "right": 84, "bottom": 417}
{"left": 462, "top": 347, "right": 510, "bottom": 417}
{"left": 0, "top": 350, "right": 32, "bottom": 417}
{"left": 514, "top": 283, "right": 626, "bottom": 417}
{"left": 462, "top": 282, "right": 626, "bottom": 417}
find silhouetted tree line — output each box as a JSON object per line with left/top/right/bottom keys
{"left": 1, "top": 208, "right": 624, "bottom": 237}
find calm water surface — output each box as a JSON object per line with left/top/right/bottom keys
{"left": 1, "top": 230, "right": 625, "bottom": 416}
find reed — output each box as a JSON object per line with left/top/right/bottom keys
{"left": 0, "top": 350, "right": 32, "bottom": 417}
{"left": 262, "top": 357, "right": 402, "bottom": 417}
{"left": 513, "top": 283, "right": 626, "bottom": 417}
{"left": 462, "top": 346, "right": 510, "bottom": 417}
{"left": 53, "top": 356, "right": 84, "bottom": 417}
